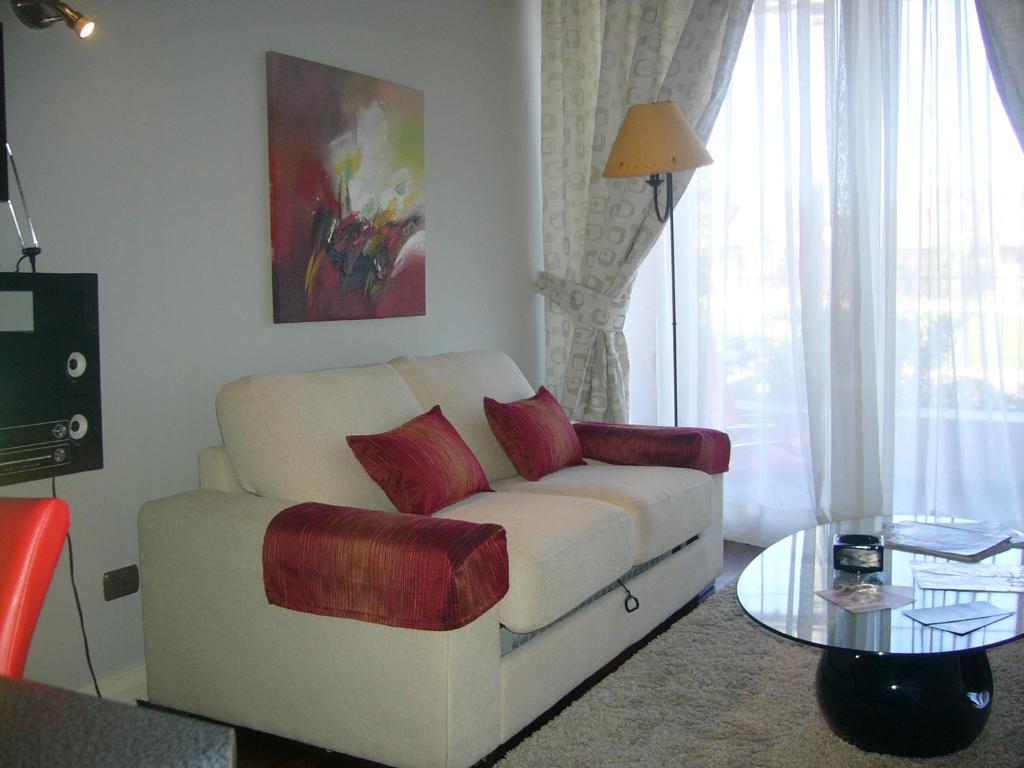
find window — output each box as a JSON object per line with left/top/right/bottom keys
{"left": 626, "top": 0, "right": 1024, "bottom": 546}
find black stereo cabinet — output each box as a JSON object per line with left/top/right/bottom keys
{"left": 0, "top": 272, "right": 103, "bottom": 487}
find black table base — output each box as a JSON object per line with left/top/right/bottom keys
{"left": 816, "top": 648, "right": 992, "bottom": 757}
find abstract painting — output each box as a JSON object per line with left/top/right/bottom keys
{"left": 267, "top": 52, "right": 425, "bottom": 323}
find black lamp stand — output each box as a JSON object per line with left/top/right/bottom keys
{"left": 647, "top": 172, "right": 679, "bottom": 427}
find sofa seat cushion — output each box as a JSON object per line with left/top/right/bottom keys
{"left": 492, "top": 465, "right": 713, "bottom": 565}
{"left": 434, "top": 492, "right": 634, "bottom": 634}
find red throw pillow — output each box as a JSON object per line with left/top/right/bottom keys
{"left": 483, "top": 386, "right": 585, "bottom": 481}
{"left": 347, "top": 406, "right": 492, "bottom": 516}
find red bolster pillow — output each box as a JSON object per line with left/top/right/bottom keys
{"left": 263, "top": 503, "right": 508, "bottom": 631}
{"left": 572, "top": 422, "right": 731, "bottom": 475}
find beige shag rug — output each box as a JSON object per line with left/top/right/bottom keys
{"left": 497, "top": 584, "right": 1024, "bottom": 767}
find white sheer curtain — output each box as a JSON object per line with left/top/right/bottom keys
{"left": 626, "top": 0, "right": 1024, "bottom": 547}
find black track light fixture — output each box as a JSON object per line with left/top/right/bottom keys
{"left": 12, "top": 1, "right": 95, "bottom": 39}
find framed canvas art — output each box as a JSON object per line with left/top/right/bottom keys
{"left": 267, "top": 52, "right": 425, "bottom": 323}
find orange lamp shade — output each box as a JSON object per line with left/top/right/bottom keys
{"left": 602, "top": 101, "right": 713, "bottom": 178}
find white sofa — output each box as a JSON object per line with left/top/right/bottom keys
{"left": 138, "top": 350, "right": 725, "bottom": 768}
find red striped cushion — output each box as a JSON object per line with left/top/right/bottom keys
{"left": 572, "top": 422, "right": 731, "bottom": 474}
{"left": 263, "top": 502, "right": 508, "bottom": 630}
{"left": 483, "top": 387, "right": 584, "bottom": 481}
{"left": 347, "top": 406, "right": 491, "bottom": 516}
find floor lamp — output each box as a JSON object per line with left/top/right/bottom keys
{"left": 602, "top": 101, "right": 712, "bottom": 426}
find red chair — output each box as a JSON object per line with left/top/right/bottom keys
{"left": 0, "top": 497, "right": 70, "bottom": 679}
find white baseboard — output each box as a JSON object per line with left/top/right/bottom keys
{"left": 78, "top": 663, "right": 147, "bottom": 704}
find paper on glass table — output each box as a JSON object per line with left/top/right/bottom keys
{"left": 933, "top": 618, "right": 1011, "bottom": 634}
{"left": 881, "top": 522, "right": 1010, "bottom": 560}
{"left": 815, "top": 585, "right": 915, "bottom": 614}
{"left": 929, "top": 615, "right": 1013, "bottom": 635}
{"left": 917, "top": 614, "right": 1013, "bottom": 636}
{"left": 904, "top": 601, "right": 1014, "bottom": 636}
{"left": 912, "top": 562, "right": 1024, "bottom": 593}
{"left": 944, "top": 521, "right": 1024, "bottom": 547}
{"left": 904, "top": 600, "right": 1010, "bottom": 624}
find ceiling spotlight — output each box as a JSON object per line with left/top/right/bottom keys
{"left": 12, "top": 1, "right": 96, "bottom": 39}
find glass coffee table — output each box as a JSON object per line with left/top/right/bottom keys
{"left": 736, "top": 516, "right": 1024, "bottom": 757}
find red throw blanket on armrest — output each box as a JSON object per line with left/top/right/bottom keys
{"left": 572, "top": 422, "right": 731, "bottom": 474}
{"left": 263, "top": 502, "right": 508, "bottom": 631}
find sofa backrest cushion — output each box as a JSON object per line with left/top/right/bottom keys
{"left": 216, "top": 365, "right": 424, "bottom": 509}
{"left": 390, "top": 351, "right": 535, "bottom": 482}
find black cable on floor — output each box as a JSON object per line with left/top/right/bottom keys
{"left": 53, "top": 477, "right": 102, "bottom": 698}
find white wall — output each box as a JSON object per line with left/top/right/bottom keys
{"left": 2, "top": 0, "right": 542, "bottom": 692}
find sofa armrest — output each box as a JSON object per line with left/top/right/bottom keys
{"left": 572, "top": 422, "right": 731, "bottom": 474}
{"left": 264, "top": 502, "right": 508, "bottom": 630}
{"left": 198, "top": 445, "right": 243, "bottom": 493}
{"left": 138, "top": 490, "right": 501, "bottom": 768}
{"left": 140, "top": 490, "right": 293, "bottom": 573}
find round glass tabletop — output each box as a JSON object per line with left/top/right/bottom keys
{"left": 736, "top": 516, "right": 1024, "bottom": 655}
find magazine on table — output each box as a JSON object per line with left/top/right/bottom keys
{"left": 880, "top": 521, "right": 1012, "bottom": 561}
{"left": 815, "top": 584, "right": 915, "bottom": 614}
{"left": 944, "top": 521, "right": 1024, "bottom": 546}
{"left": 912, "top": 562, "right": 1024, "bottom": 593}
{"left": 904, "top": 601, "right": 1014, "bottom": 636}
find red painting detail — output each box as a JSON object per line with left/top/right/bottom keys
{"left": 267, "top": 53, "right": 426, "bottom": 323}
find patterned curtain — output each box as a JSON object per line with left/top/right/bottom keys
{"left": 539, "top": 0, "right": 752, "bottom": 422}
{"left": 976, "top": 0, "right": 1024, "bottom": 151}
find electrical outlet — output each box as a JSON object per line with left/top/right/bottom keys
{"left": 103, "top": 565, "right": 139, "bottom": 601}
